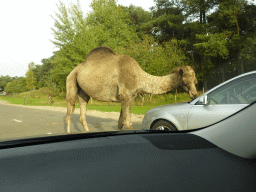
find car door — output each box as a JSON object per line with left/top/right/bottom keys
{"left": 187, "top": 73, "right": 256, "bottom": 130}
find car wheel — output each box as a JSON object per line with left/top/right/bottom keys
{"left": 151, "top": 120, "right": 178, "bottom": 131}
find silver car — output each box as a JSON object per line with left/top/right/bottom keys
{"left": 142, "top": 70, "right": 256, "bottom": 131}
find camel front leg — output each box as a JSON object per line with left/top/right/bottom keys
{"left": 78, "top": 91, "right": 90, "bottom": 132}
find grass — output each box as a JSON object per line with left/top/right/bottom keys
{"left": 0, "top": 88, "right": 204, "bottom": 115}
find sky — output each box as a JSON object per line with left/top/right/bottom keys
{"left": 0, "top": 0, "right": 155, "bottom": 78}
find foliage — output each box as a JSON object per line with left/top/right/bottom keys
{"left": 49, "top": 0, "right": 141, "bottom": 91}
{"left": 86, "top": 0, "right": 139, "bottom": 48}
{"left": 0, "top": 75, "right": 13, "bottom": 90}
{"left": 181, "top": 0, "right": 219, "bottom": 24}
{"left": 0, "top": 91, "right": 191, "bottom": 115}
{"left": 144, "top": 0, "right": 185, "bottom": 43}
{"left": 25, "top": 62, "right": 37, "bottom": 90}
{"left": 31, "top": 58, "right": 54, "bottom": 89}
{"left": 117, "top": 35, "right": 187, "bottom": 76}
{"left": 8, "top": 0, "right": 256, "bottom": 96}
{"left": 47, "top": 0, "right": 256, "bottom": 91}
{"left": 50, "top": 1, "right": 90, "bottom": 91}
{"left": 5, "top": 77, "right": 28, "bottom": 94}
{"left": 120, "top": 4, "right": 152, "bottom": 39}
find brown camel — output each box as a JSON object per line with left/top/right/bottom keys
{"left": 66, "top": 46, "right": 198, "bottom": 133}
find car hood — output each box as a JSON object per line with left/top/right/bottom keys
{"left": 146, "top": 102, "right": 191, "bottom": 113}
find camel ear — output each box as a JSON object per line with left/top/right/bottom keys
{"left": 179, "top": 69, "right": 183, "bottom": 76}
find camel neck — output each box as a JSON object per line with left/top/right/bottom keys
{"left": 137, "top": 72, "right": 180, "bottom": 95}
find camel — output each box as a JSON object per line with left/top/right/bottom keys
{"left": 66, "top": 46, "right": 198, "bottom": 133}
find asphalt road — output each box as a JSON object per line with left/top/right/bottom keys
{"left": 0, "top": 104, "right": 143, "bottom": 141}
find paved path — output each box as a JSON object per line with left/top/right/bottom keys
{"left": 0, "top": 101, "right": 144, "bottom": 141}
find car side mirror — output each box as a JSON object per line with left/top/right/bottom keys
{"left": 198, "top": 95, "right": 207, "bottom": 105}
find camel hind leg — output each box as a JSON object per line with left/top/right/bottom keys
{"left": 78, "top": 90, "right": 90, "bottom": 132}
{"left": 118, "top": 109, "right": 123, "bottom": 130}
{"left": 66, "top": 101, "right": 75, "bottom": 134}
{"left": 118, "top": 98, "right": 133, "bottom": 131}
{"left": 117, "top": 86, "right": 134, "bottom": 131}
{"left": 66, "top": 72, "right": 78, "bottom": 134}
{"left": 119, "top": 101, "right": 133, "bottom": 130}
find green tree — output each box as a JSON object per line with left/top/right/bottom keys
{"left": 145, "top": 0, "right": 185, "bottom": 43}
{"left": 117, "top": 35, "right": 187, "bottom": 76}
{"left": 5, "top": 77, "right": 28, "bottom": 94}
{"left": 5, "top": 81, "right": 15, "bottom": 94}
{"left": 0, "top": 75, "right": 12, "bottom": 90}
{"left": 120, "top": 4, "right": 152, "bottom": 39}
{"left": 194, "top": 0, "right": 249, "bottom": 80}
{"left": 172, "top": 0, "right": 255, "bottom": 89}
{"left": 50, "top": 0, "right": 140, "bottom": 91}
{"left": 32, "top": 57, "right": 54, "bottom": 89}
{"left": 50, "top": 1, "right": 90, "bottom": 91}
{"left": 182, "top": 0, "right": 219, "bottom": 24}
{"left": 86, "top": 0, "right": 138, "bottom": 48}
{"left": 25, "top": 62, "right": 37, "bottom": 90}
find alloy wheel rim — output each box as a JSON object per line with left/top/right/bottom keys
{"left": 156, "top": 126, "right": 171, "bottom": 130}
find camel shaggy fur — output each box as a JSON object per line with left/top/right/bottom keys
{"left": 66, "top": 46, "right": 198, "bottom": 133}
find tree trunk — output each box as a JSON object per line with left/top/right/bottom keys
{"left": 222, "top": 68, "right": 225, "bottom": 83}
{"left": 239, "top": 53, "right": 244, "bottom": 74}
{"left": 175, "top": 89, "right": 177, "bottom": 103}
{"left": 200, "top": 10, "right": 202, "bottom": 24}
{"left": 241, "top": 59, "right": 244, "bottom": 74}
{"left": 48, "top": 96, "right": 52, "bottom": 105}
{"left": 139, "top": 94, "right": 145, "bottom": 107}
{"left": 200, "top": 0, "right": 206, "bottom": 24}
{"left": 203, "top": 10, "right": 206, "bottom": 24}
{"left": 204, "top": 79, "right": 208, "bottom": 92}
{"left": 149, "top": 94, "right": 153, "bottom": 103}
{"left": 233, "top": 12, "right": 240, "bottom": 35}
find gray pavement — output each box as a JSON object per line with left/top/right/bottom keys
{"left": 0, "top": 104, "right": 142, "bottom": 141}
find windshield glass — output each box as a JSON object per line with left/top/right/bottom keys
{"left": 207, "top": 74, "right": 256, "bottom": 104}
{"left": 1, "top": 0, "right": 256, "bottom": 142}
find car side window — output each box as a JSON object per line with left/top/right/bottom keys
{"left": 206, "top": 74, "right": 256, "bottom": 105}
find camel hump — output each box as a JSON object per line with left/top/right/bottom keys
{"left": 88, "top": 46, "right": 115, "bottom": 57}
{"left": 172, "top": 66, "right": 195, "bottom": 74}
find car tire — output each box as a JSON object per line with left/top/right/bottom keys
{"left": 151, "top": 120, "right": 178, "bottom": 131}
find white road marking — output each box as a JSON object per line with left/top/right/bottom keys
{"left": 13, "top": 119, "right": 22, "bottom": 122}
{"left": 47, "top": 132, "right": 52, "bottom": 134}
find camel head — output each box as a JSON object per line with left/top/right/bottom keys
{"left": 175, "top": 66, "right": 198, "bottom": 99}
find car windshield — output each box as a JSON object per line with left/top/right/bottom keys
{"left": 1, "top": 0, "right": 256, "bottom": 142}
{"left": 207, "top": 74, "right": 256, "bottom": 104}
